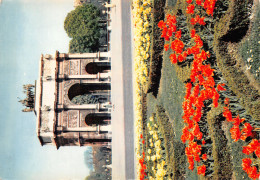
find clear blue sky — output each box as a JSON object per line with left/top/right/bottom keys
{"left": 0, "top": 0, "right": 90, "bottom": 179}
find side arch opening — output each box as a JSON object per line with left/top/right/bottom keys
{"left": 85, "top": 113, "right": 111, "bottom": 126}
{"left": 85, "top": 62, "right": 110, "bottom": 74}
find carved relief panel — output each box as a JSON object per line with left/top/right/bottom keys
{"left": 69, "top": 60, "right": 79, "bottom": 75}
{"left": 68, "top": 110, "right": 79, "bottom": 128}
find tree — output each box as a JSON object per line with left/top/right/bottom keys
{"left": 64, "top": 4, "right": 100, "bottom": 38}
{"left": 84, "top": 147, "right": 94, "bottom": 171}
{"left": 64, "top": 4, "right": 101, "bottom": 52}
{"left": 84, "top": 146, "right": 112, "bottom": 180}
{"left": 69, "top": 35, "right": 99, "bottom": 53}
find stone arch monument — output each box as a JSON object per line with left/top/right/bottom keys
{"left": 34, "top": 51, "right": 112, "bottom": 149}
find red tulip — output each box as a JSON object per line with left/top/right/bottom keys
{"left": 166, "top": 14, "right": 177, "bottom": 25}
{"left": 191, "top": 18, "right": 197, "bottom": 25}
{"left": 167, "top": 28, "right": 173, "bottom": 37}
{"left": 158, "top": 20, "right": 166, "bottom": 29}
{"left": 170, "top": 53, "right": 177, "bottom": 64}
{"left": 187, "top": 156, "right": 194, "bottom": 170}
{"left": 164, "top": 44, "right": 170, "bottom": 51}
{"left": 230, "top": 125, "right": 241, "bottom": 142}
{"left": 175, "top": 30, "right": 182, "bottom": 39}
{"left": 191, "top": 29, "right": 196, "bottom": 38}
{"left": 186, "top": 4, "right": 195, "bottom": 14}
{"left": 197, "top": 165, "right": 206, "bottom": 176}
{"left": 224, "top": 98, "right": 230, "bottom": 105}
{"left": 203, "top": 0, "right": 216, "bottom": 16}
{"left": 247, "top": 166, "right": 260, "bottom": 179}
{"left": 232, "top": 115, "right": 244, "bottom": 126}
{"left": 161, "top": 27, "right": 170, "bottom": 41}
{"left": 198, "top": 17, "right": 206, "bottom": 25}
{"left": 217, "top": 84, "right": 226, "bottom": 91}
{"left": 242, "top": 139, "right": 260, "bottom": 155}
{"left": 255, "top": 146, "right": 260, "bottom": 158}
{"left": 169, "top": 25, "right": 177, "bottom": 33}
{"left": 194, "top": 154, "right": 200, "bottom": 162}
{"left": 171, "top": 39, "right": 184, "bottom": 54}
{"left": 223, "top": 107, "right": 232, "bottom": 122}
{"left": 242, "top": 158, "right": 252, "bottom": 174}
{"left": 196, "top": 0, "right": 202, "bottom": 5}
{"left": 178, "top": 54, "right": 185, "bottom": 62}
{"left": 202, "top": 154, "right": 207, "bottom": 160}
{"left": 242, "top": 158, "right": 260, "bottom": 179}
{"left": 240, "top": 123, "right": 254, "bottom": 141}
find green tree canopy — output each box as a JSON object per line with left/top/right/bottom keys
{"left": 69, "top": 36, "right": 95, "bottom": 53}
{"left": 64, "top": 4, "right": 100, "bottom": 38}
{"left": 64, "top": 4, "right": 101, "bottom": 52}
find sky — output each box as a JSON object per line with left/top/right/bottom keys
{"left": 0, "top": 0, "right": 90, "bottom": 179}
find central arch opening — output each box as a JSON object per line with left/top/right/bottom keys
{"left": 68, "top": 83, "right": 111, "bottom": 105}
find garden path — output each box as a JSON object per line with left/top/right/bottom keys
{"left": 110, "top": 0, "right": 136, "bottom": 179}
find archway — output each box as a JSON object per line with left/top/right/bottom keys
{"left": 68, "top": 83, "right": 111, "bottom": 105}
{"left": 85, "top": 113, "right": 111, "bottom": 126}
{"left": 85, "top": 62, "right": 110, "bottom": 74}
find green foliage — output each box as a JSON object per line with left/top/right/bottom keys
{"left": 213, "top": 0, "right": 260, "bottom": 121}
{"left": 239, "top": 2, "right": 260, "bottom": 82}
{"left": 64, "top": 4, "right": 101, "bottom": 53}
{"left": 71, "top": 94, "right": 109, "bottom": 105}
{"left": 156, "top": 105, "right": 186, "bottom": 179}
{"left": 69, "top": 36, "right": 92, "bottom": 53}
{"left": 147, "top": 0, "right": 166, "bottom": 97}
{"left": 64, "top": 4, "right": 100, "bottom": 38}
{"left": 206, "top": 106, "right": 233, "bottom": 179}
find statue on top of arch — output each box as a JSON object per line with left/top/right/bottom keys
{"left": 18, "top": 84, "right": 35, "bottom": 112}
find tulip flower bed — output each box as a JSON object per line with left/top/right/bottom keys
{"left": 145, "top": 115, "right": 168, "bottom": 179}
{"left": 132, "top": 0, "right": 153, "bottom": 179}
{"left": 133, "top": 0, "right": 259, "bottom": 179}
{"left": 157, "top": 0, "right": 260, "bottom": 179}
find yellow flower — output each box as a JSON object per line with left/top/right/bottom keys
{"left": 148, "top": 149, "right": 152, "bottom": 154}
{"left": 161, "top": 160, "right": 166, "bottom": 167}
{"left": 147, "top": 156, "right": 150, "bottom": 161}
{"left": 155, "top": 140, "right": 161, "bottom": 148}
{"left": 151, "top": 155, "right": 157, "bottom": 161}
{"left": 156, "top": 153, "right": 161, "bottom": 160}
{"left": 150, "top": 142, "right": 154, "bottom": 147}
{"left": 149, "top": 130, "right": 154, "bottom": 135}
{"left": 153, "top": 133, "right": 158, "bottom": 140}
